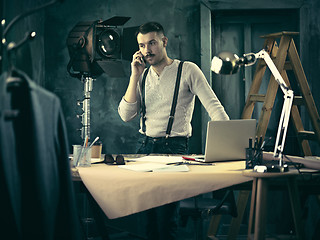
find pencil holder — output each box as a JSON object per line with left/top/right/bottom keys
{"left": 245, "top": 148, "right": 254, "bottom": 169}
{"left": 73, "top": 145, "right": 91, "bottom": 167}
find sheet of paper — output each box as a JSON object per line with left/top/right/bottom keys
{"left": 132, "top": 155, "right": 183, "bottom": 164}
{"left": 118, "top": 163, "right": 189, "bottom": 172}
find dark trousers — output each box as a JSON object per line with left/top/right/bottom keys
{"left": 136, "top": 134, "right": 189, "bottom": 240}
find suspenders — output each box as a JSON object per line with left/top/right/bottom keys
{"left": 140, "top": 61, "right": 184, "bottom": 137}
{"left": 140, "top": 66, "right": 150, "bottom": 134}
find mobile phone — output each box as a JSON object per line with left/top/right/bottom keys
{"left": 141, "top": 55, "right": 145, "bottom": 64}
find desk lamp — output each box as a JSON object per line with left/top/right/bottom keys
{"left": 211, "top": 49, "right": 293, "bottom": 171}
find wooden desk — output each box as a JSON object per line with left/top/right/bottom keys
{"left": 73, "top": 157, "right": 252, "bottom": 219}
{"left": 242, "top": 170, "right": 303, "bottom": 240}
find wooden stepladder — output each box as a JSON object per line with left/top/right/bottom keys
{"left": 242, "top": 31, "right": 320, "bottom": 156}
{"left": 225, "top": 31, "right": 320, "bottom": 240}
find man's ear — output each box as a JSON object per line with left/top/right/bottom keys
{"left": 162, "top": 36, "right": 168, "bottom": 47}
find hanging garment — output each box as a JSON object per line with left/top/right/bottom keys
{"left": 0, "top": 70, "right": 80, "bottom": 240}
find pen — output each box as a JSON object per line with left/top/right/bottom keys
{"left": 166, "top": 162, "right": 183, "bottom": 165}
{"left": 88, "top": 136, "right": 99, "bottom": 148}
{"left": 182, "top": 156, "right": 196, "bottom": 161}
{"left": 166, "top": 161, "right": 214, "bottom": 166}
{"left": 184, "top": 161, "right": 214, "bottom": 166}
{"left": 81, "top": 136, "right": 100, "bottom": 160}
{"left": 253, "top": 136, "right": 258, "bottom": 150}
{"left": 258, "top": 135, "right": 262, "bottom": 149}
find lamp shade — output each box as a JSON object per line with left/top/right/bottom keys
{"left": 97, "top": 29, "right": 121, "bottom": 57}
{"left": 211, "top": 52, "right": 240, "bottom": 75}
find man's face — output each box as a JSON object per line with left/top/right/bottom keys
{"left": 137, "top": 31, "right": 167, "bottom": 66}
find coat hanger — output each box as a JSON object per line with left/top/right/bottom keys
{"left": 1, "top": 0, "right": 62, "bottom": 88}
{"left": 5, "top": 32, "right": 36, "bottom": 89}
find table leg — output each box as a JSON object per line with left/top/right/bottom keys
{"left": 247, "top": 178, "right": 257, "bottom": 238}
{"left": 254, "top": 178, "right": 268, "bottom": 240}
{"left": 287, "top": 177, "right": 304, "bottom": 239}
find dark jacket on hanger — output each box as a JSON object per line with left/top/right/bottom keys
{"left": 0, "top": 71, "right": 80, "bottom": 240}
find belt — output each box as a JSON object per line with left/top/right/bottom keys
{"left": 145, "top": 136, "right": 188, "bottom": 143}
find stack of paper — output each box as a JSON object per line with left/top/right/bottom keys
{"left": 114, "top": 155, "right": 190, "bottom": 172}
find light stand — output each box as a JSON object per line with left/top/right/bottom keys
{"left": 211, "top": 49, "right": 294, "bottom": 170}
{"left": 77, "top": 75, "right": 94, "bottom": 140}
{"left": 66, "top": 16, "right": 137, "bottom": 141}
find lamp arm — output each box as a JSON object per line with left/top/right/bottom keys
{"left": 254, "top": 49, "right": 294, "bottom": 163}
{"left": 254, "top": 49, "right": 290, "bottom": 95}
{"left": 273, "top": 91, "right": 294, "bottom": 164}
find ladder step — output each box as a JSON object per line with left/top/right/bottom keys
{"left": 260, "top": 31, "right": 299, "bottom": 39}
{"left": 297, "top": 131, "right": 316, "bottom": 141}
{"left": 249, "top": 94, "right": 265, "bottom": 102}
{"left": 293, "top": 96, "right": 304, "bottom": 106}
{"left": 248, "top": 94, "right": 304, "bottom": 105}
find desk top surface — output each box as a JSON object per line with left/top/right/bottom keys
{"left": 73, "top": 154, "right": 320, "bottom": 219}
{"left": 75, "top": 155, "right": 252, "bottom": 219}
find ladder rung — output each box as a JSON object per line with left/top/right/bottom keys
{"left": 258, "top": 57, "right": 276, "bottom": 66}
{"left": 297, "top": 131, "right": 316, "bottom": 141}
{"left": 249, "top": 94, "right": 265, "bottom": 103}
{"left": 249, "top": 95, "right": 304, "bottom": 105}
{"left": 293, "top": 96, "right": 304, "bottom": 106}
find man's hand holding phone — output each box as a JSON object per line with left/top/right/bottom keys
{"left": 124, "top": 51, "right": 146, "bottom": 103}
{"left": 131, "top": 51, "right": 146, "bottom": 77}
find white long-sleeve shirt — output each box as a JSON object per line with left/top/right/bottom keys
{"left": 118, "top": 59, "right": 229, "bottom": 137}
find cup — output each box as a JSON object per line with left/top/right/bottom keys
{"left": 73, "top": 145, "right": 91, "bottom": 167}
{"left": 91, "top": 143, "right": 102, "bottom": 159}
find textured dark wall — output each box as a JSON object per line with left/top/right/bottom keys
{"left": 2, "top": 0, "right": 320, "bottom": 155}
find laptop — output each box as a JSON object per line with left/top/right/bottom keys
{"left": 192, "top": 119, "right": 256, "bottom": 162}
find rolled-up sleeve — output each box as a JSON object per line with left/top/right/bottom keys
{"left": 118, "top": 98, "right": 139, "bottom": 122}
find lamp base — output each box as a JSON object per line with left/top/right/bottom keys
{"left": 254, "top": 164, "right": 289, "bottom": 173}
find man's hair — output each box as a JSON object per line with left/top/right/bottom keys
{"left": 135, "top": 22, "right": 165, "bottom": 37}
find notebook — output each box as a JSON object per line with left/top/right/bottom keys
{"left": 193, "top": 119, "right": 256, "bottom": 162}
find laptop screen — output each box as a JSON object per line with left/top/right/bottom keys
{"left": 203, "top": 119, "right": 256, "bottom": 162}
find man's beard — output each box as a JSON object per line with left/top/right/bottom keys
{"left": 144, "top": 53, "right": 155, "bottom": 62}
{"left": 145, "top": 53, "right": 165, "bottom": 66}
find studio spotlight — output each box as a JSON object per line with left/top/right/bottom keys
{"left": 66, "top": 16, "right": 138, "bottom": 78}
